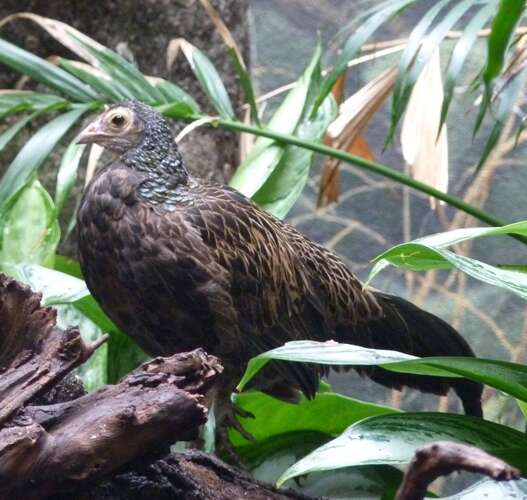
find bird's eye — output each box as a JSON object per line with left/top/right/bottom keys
{"left": 110, "top": 114, "right": 126, "bottom": 127}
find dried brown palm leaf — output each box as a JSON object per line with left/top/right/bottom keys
{"left": 317, "top": 67, "right": 396, "bottom": 207}
{"left": 401, "top": 50, "right": 448, "bottom": 208}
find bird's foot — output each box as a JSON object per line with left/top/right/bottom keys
{"left": 216, "top": 401, "right": 256, "bottom": 465}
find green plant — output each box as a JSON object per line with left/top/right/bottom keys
{"left": 1, "top": 5, "right": 527, "bottom": 498}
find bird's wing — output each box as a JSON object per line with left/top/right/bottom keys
{"left": 180, "top": 182, "right": 384, "bottom": 397}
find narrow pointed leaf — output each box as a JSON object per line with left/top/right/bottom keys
{"left": 0, "top": 105, "right": 89, "bottom": 212}
{"left": 483, "top": 0, "right": 525, "bottom": 88}
{"left": 55, "top": 141, "right": 86, "bottom": 215}
{"left": 440, "top": 2, "right": 496, "bottom": 130}
{"left": 317, "top": 0, "right": 415, "bottom": 108}
{"left": 170, "top": 39, "right": 234, "bottom": 118}
{"left": 389, "top": 0, "right": 475, "bottom": 143}
{"left": 0, "top": 37, "right": 98, "bottom": 101}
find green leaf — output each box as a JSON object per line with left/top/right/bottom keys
{"left": 237, "top": 340, "right": 416, "bottom": 391}
{"left": 152, "top": 79, "right": 200, "bottom": 114}
{"left": 388, "top": 0, "right": 475, "bottom": 143}
{"left": 316, "top": 0, "right": 416, "bottom": 109}
{"left": 106, "top": 328, "right": 148, "bottom": 383}
{"left": 55, "top": 141, "right": 86, "bottom": 215}
{"left": 443, "top": 478, "right": 527, "bottom": 500}
{"left": 483, "top": 0, "right": 525, "bottom": 88}
{"left": 252, "top": 94, "right": 336, "bottom": 218}
{"left": 0, "top": 90, "right": 68, "bottom": 112}
{"left": 0, "top": 38, "right": 98, "bottom": 102}
{"left": 5, "top": 263, "right": 89, "bottom": 305}
{"left": 368, "top": 220, "right": 527, "bottom": 295}
{"left": 0, "top": 180, "right": 60, "bottom": 267}
{"left": 0, "top": 112, "right": 36, "bottom": 154}
{"left": 0, "top": 105, "right": 89, "bottom": 213}
{"left": 227, "top": 47, "right": 260, "bottom": 126}
{"left": 157, "top": 100, "right": 200, "bottom": 120}
{"left": 59, "top": 58, "right": 127, "bottom": 101}
{"left": 478, "top": 63, "right": 527, "bottom": 170}
{"left": 70, "top": 32, "right": 165, "bottom": 104}
{"left": 278, "top": 413, "right": 527, "bottom": 485}
{"left": 371, "top": 248, "right": 527, "bottom": 301}
{"left": 181, "top": 42, "right": 234, "bottom": 119}
{"left": 440, "top": 2, "right": 496, "bottom": 131}
{"left": 230, "top": 45, "right": 322, "bottom": 196}
{"left": 238, "top": 340, "right": 527, "bottom": 405}
{"left": 230, "top": 390, "right": 397, "bottom": 447}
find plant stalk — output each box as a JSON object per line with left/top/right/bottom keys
{"left": 210, "top": 117, "right": 507, "bottom": 228}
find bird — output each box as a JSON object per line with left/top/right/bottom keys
{"left": 76, "top": 101, "right": 483, "bottom": 440}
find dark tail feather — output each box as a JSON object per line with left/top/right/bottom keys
{"left": 344, "top": 292, "right": 483, "bottom": 417}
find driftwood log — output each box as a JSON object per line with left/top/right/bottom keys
{"left": 0, "top": 274, "right": 310, "bottom": 500}
{"left": 0, "top": 274, "right": 520, "bottom": 499}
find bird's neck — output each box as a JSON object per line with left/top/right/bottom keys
{"left": 123, "top": 133, "right": 189, "bottom": 202}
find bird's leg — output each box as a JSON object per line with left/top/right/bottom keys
{"left": 209, "top": 378, "right": 256, "bottom": 463}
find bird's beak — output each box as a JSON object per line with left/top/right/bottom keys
{"left": 77, "top": 117, "right": 105, "bottom": 145}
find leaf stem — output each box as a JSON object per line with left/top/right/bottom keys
{"left": 209, "top": 117, "right": 507, "bottom": 228}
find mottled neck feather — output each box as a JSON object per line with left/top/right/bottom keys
{"left": 122, "top": 102, "right": 188, "bottom": 200}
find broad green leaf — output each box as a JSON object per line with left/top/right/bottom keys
{"left": 0, "top": 105, "right": 89, "bottom": 213}
{"left": 443, "top": 478, "right": 527, "bottom": 500}
{"left": 368, "top": 221, "right": 527, "bottom": 299}
{"left": 252, "top": 94, "right": 337, "bottom": 218}
{"left": 230, "top": 45, "right": 322, "bottom": 196}
{"left": 371, "top": 243, "right": 527, "bottom": 300}
{"left": 0, "top": 38, "right": 98, "bottom": 101}
{"left": 55, "top": 141, "right": 86, "bottom": 215}
{"left": 54, "top": 253, "right": 83, "bottom": 278}
{"left": 55, "top": 300, "right": 108, "bottom": 391}
{"left": 245, "top": 434, "right": 403, "bottom": 499}
{"left": 237, "top": 340, "right": 416, "bottom": 391}
{"left": 5, "top": 263, "right": 89, "bottom": 305}
{"left": 238, "top": 340, "right": 527, "bottom": 404}
{"left": 316, "top": 0, "right": 415, "bottom": 109}
{"left": 230, "top": 390, "right": 397, "bottom": 447}
{"left": 0, "top": 180, "right": 60, "bottom": 267}
{"left": 106, "top": 328, "right": 148, "bottom": 383}
{"left": 278, "top": 413, "right": 527, "bottom": 485}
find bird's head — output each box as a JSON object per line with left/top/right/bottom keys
{"left": 77, "top": 101, "right": 172, "bottom": 154}
{"left": 77, "top": 101, "right": 187, "bottom": 184}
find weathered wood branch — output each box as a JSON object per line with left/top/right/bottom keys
{"left": 395, "top": 441, "right": 520, "bottom": 500}
{"left": 0, "top": 274, "right": 311, "bottom": 500}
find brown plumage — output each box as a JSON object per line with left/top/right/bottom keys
{"left": 76, "top": 101, "right": 483, "bottom": 427}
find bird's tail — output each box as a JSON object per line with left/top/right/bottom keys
{"left": 343, "top": 292, "right": 483, "bottom": 417}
